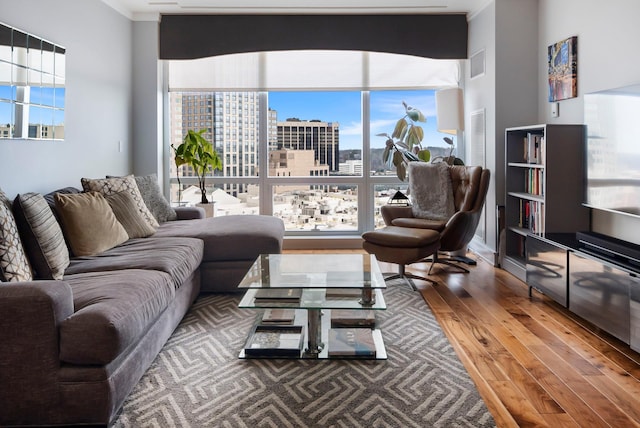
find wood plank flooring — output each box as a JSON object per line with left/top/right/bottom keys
{"left": 287, "top": 249, "right": 640, "bottom": 427}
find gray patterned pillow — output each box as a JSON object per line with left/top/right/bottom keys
{"left": 0, "top": 187, "right": 11, "bottom": 210}
{"left": 133, "top": 174, "right": 177, "bottom": 223}
{"left": 12, "top": 193, "right": 70, "bottom": 280}
{"left": 81, "top": 175, "right": 160, "bottom": 228}
{"left": 0, "top": 197, "right": 33, "bottom": 282}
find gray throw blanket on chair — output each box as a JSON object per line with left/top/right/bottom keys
{"left": 409, "top": 162, "right": 455, "bottom": 221}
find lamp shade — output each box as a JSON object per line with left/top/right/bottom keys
{"left": 436, "top": 87, "right": 464, "bottom": 134}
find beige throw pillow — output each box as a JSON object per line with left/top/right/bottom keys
{"left": 54, "top": 192, "right": 129, "bottom": 257}
{"left": 105, "top": 191, "right": 156, "bottom": 239}
{"left": 81, "top": 175, "right": 160, "bottom": 228}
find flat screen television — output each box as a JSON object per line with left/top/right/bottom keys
{"left": 584, "top": 83, "right": 640, "bottom": 217}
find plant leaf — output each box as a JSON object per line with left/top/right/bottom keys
{"left": 417, "top": 149, "right": 431, "bottom": 162}
{"left": 392, "top": 118, "right": 407, "bottom": 139}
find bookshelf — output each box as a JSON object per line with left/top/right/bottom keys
{"left": 502, "top": 124, "right": 589, "bottom": 281}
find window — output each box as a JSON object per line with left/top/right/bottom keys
{"left": 167, "top": 51, "right": 461, "bottom": 235}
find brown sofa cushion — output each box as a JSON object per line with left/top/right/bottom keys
{"left": 64, "top": 236, "right": 203, "bottom": 288}
{"left": 60, "top": 269, "right": 175, "bottom": 365}
{"left": 105, "top": 191, "right": 157, "bottom": 239}
{"left": 81, "top": 175, "right": 159, "bottom": 228}
{"left": 54, "top": 192, "right": 129, "bottom": 257}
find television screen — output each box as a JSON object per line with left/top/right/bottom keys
{"left": 584, "top": 83, "right": 640, "bottom": 217}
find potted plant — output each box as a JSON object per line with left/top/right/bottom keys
{"left": 379, "top": 102, "right": 431, "bottom": 181}
{"left": 171, "top": 129, "right": 223, "bottom": 204}
{"left": 379, "top": 102, "right": 463, "bottom": 181}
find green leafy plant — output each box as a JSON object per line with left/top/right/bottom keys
{"left": 171, "top": 129, "right": 223, "bottom": 204}
{"left": 379, "top": 102, "right": 431, "bottom": 181}
{"left": 379, "top": 102, "right": 464, "bottom": 180}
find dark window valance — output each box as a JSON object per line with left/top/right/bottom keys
{"left": 159, "top": 14, "right": 468, "bottom": 60}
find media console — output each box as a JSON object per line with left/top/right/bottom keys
{"left": 525, "top": 231, "right": 640, "bottom": 352}
{"left": 576, "top": 231, "right": 640, "bottom": 272}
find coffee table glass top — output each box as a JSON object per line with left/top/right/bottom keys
{"left": 238, "top": 254, "right": 386, "bottom": 289}
{"left": 238, "top": 254, "right": 386, "bottom": 310}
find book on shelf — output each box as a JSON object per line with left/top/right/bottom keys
{"left": 261, "top": 309, "right": 297, "bottom": 324}
{"left": 523, "top": 132, "right": 544, "bottom": 164}
{"left": 244, "top": 325, "right": 303, "bottom": 357}
{"left": 330, "top": 309, "right": 376, "bottom": 328}
{"left": 254, "top": 288, "right": 302, "bottom": 302}
{"left": 328, "top": 328, "right": 376, "bottom": 357}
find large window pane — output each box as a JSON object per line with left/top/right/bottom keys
{"left": 169, "top": 91, "right": 260, "bottom": 206}
{"left": 273, "top": 184, "right": 358, "bottom": 231}
{"left": 268, "top": 92, "right": 362, "bottom": 178}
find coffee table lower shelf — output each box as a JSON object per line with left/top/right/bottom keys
{"left": 239, "top": 309, "right": 387, "bottom": 360}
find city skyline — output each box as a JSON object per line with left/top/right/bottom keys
{"left": 269, "top": 89, "right": 452, "bottom": 151}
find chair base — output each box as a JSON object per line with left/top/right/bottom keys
{"left": 427, "top": 253, "right": 472, "bottom": 274}
{"left": 384, "top": 264, "right": 438, "bottom": 290}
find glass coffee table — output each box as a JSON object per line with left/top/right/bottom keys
{"left": 238, "top": 253, "right": 387, "bottom": 359}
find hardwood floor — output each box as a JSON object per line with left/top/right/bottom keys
{"left": 288, "top": 249, "right": 640, "bottom": 427}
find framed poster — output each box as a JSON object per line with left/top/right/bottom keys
{"left": 548, "top": 36, "right": 578, "bottom": 102}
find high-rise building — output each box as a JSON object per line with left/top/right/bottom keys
{"left": 274, "top": 119, "right": 340, "bottom": 172}
{"left": 169, "top": 91, "right": 261, "bottom": 200}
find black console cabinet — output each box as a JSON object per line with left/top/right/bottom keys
{"left": 525, "top": 232, "right": 640, "bottom": 351}
{"left": 526, "top": 236, "right": 568, "bottom": 307}
{"left": 569, "top": 251, "right": 632, "bottom": 344}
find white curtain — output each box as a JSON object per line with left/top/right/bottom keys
{"left": 168, "top": 50, "right": 460, "bottom": 91}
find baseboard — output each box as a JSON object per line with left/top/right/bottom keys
{"left": 468, "top": 238, "right": 497, "bottom": 267}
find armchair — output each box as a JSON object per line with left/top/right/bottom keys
{"left": 382, "top": 164, "right": 490, "bottom": 273}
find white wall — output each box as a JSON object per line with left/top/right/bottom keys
{"left": 0, "top": 0, "right": 133, "bottom": 198}
{"left": 132, "top": 20, "right": 164, "bottom": 182}
{"left": 538, "top": 0, "right": 640, "bottom": 244}
{"left": 467, "top": 0, "right": 539, "bottom": 258}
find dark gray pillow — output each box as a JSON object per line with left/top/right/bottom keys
{"left": 13, "top": 193, "right": 69, "bottom": 280}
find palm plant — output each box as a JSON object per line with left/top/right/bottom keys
{"left": 172, "top": 129, "right": 223, "bottom": 204}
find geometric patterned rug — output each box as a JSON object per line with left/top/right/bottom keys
{"left": 112, "top": 282, "right": 496, "bottom": 427}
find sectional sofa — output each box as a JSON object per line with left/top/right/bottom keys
{"left": 0, "top": 175, "right": 285, "bottom": 427}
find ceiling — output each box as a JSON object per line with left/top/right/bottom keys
{"left": 101, "top": 0, "right": 488, "bottom": 21}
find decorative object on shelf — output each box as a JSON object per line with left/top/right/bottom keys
{"left": 379, "top": 102, "right": 430, "bottom": 181}
{"left": 172, "top": 129, "right": 223, "bottom": 204}
{"left": 387, "top": 190, "right": 410, "bottom": 206}
{"left": 328, "top": 328, "right": 376, "bottom": 357}
{"left": 243, "top": 325, "right": 304, "bottom": 358}
{"left": 548, "top": 36, "right": 578, "bottom": 102}
{"left": 434, "top": 87, "right": 465, "bottom": 166}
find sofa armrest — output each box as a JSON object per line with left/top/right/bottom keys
{"left": 0, "top": 281, "right": 74, "bottom": 422}
{"left": 174, "top": 206, "right": 206, "bottom": 220}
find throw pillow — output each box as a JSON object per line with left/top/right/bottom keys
{"left": 54, "top": 192, "right": 129, "bottom": 257}
{"left": 105, "top": 191, "right": 157, "bottom": 239}
{"left": 81, "top": 175, "right": 160, "bottom": 228}
{"left": 0, "top": 187, "right": 11, "bottom": 210}
{"left": 107, "top": 174, "right": 177, "bottom": 223}
{"left": 409, "top": 162, "right": 455, "bottom": 221}
{"left": 0, "top": 198, "right": 33, "bottom": 282}
{"left": 12, "top": 193, "right": 70, "bottom": 280}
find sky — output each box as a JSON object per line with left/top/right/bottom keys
{"left": 268, "top": 90, "right": 452, "bottom": 151}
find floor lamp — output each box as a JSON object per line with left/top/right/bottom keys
{"left": 435, "top": 87, "right": 477, "bottom": 266}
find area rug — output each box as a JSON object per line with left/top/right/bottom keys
{"left": 112, "top": 282, "right": 496, "bottom": 427}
